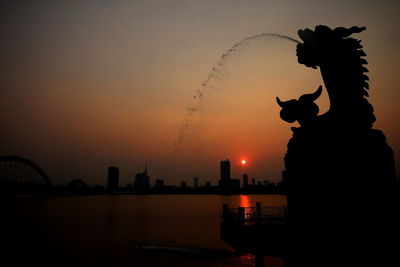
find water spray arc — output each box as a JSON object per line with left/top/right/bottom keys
{"left": 173, "top": 33, "right": 300, "bottom": 153}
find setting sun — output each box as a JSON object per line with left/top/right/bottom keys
{"left": 241, "top": 160, "right": 247, "bottom": 165}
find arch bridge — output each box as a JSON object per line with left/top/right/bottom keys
{"left": 0, "top": 155, "right": 52, "bottom": 193}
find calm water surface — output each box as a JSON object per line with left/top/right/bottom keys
{"left": 4, "top": 194, "right": 287, "bottom": 266}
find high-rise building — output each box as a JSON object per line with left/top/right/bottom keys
{"left": 155, "top": 179, "right": 164, "bottom": 188}
{"left": 243, "top": 173, "right": 249, "bottom": 188}
{"left": 220, "top": 159, "right": 231, "bottom": 181}
{"left": 180, "top": 181, "right": 187, "bottom": 189}
{"left": 133, "top": 164, "right": 150, "bottom": 191}
{"left": 193, "top": 176, "right": 199, "bottom": 188}
{"left": 252, "top": 178, "right": 256, "bottom": 186}
{"left": 107, "top": 166, "right": 119, "bottom": 191}
{"left": 219, "top": 159, "right": 240, "bottom": 193}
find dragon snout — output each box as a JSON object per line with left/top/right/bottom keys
{"left": 276, "top": 98, "right": 299, "bottom": 123}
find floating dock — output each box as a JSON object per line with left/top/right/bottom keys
{"left": 220, "top": 202, "right": 288, "bottom": 265}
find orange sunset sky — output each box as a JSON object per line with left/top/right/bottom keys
{"left": 1, "top": 0, "right": 399, "bottom": 186}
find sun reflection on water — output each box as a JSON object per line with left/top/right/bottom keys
{"left": 240, "top": 195, "right": 251, "bottom": 207}
{"left": 240, "top": 253, "right": 256, "bottom": 266}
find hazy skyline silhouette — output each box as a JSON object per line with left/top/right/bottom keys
{"left": 1, "top": 1, "right": 399, "bottom": 187}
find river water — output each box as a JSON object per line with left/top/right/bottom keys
{"left": 3, "top": 194, "right": 287, "bottom": 266}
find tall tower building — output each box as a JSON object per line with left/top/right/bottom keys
{"left": 133, "top": 164, "right": 150, "bottom": 191}
{"left": 220, "top": 159, "right": 231, "bottom": 181}
{"left": 219, "top": 159, "right": 240, "bottom": 193}
{"left": 107, "top": 166, "right": 119, "bottom": 191}
{"left": 193, "top": 176, "right": 199, "bottom": 188}
{"left": 243, "top": 173, "right": 249, "bottom": 188}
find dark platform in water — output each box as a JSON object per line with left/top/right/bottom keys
{"left": 220, "top": 203, "right": 288, "bottom": 258}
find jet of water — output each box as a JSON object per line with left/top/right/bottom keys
{"left": 173, "top": 33, "right": 300, "bottom": 153}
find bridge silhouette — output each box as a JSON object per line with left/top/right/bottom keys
{"left": 0, "top": 154, "right": 95, "bottom": 196}
{"left": 0, "top": 155, "right": 52, "bottom": 185}
{"left": 0, "top": 155, "right": 53, "bottom": 195}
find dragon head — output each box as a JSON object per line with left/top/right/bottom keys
{"left": 296, "top": 25, "right": 366, "bottom": 69}
{"left": 276, "top": 86, "right": 322, "bottom": 126}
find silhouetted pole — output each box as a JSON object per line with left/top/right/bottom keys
{"left": 255, "top": 253, "right": 264, "bottom": 267}
{"left": 222, "top": 204, "right": 229, "bottom": 222}
{"left": 238, "top": 207, "right": 245, "bottom": 223}
{"left": 256, "top": 202, "right": 261, "bottom": 222}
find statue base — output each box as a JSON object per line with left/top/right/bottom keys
{"left": 283, "top": 127, "right": 398, "bottom": 266}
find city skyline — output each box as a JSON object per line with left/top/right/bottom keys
{"left": 107, "top": 158, "right": 272, "bottom": 188}
{"left": 1, "top": 1, "right": 399, "bottom": 186}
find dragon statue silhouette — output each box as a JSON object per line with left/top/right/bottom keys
{"left": 276, "top": 26, "right": 398, "bottom": 266}
{"left": 277, "top": 26, "right": 374, "bottom": 130}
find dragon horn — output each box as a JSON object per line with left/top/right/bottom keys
{"left": 298, "top": 85, "right": 322, "bottom": 103}
{"left": 311, "top": 85, "right": 323, "bottom": 100}
{"left": 333, "top": 26, "right": 366, "bottom": 39}
{"left": 276, "top": 97, "right": 290, "bottom": 108}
